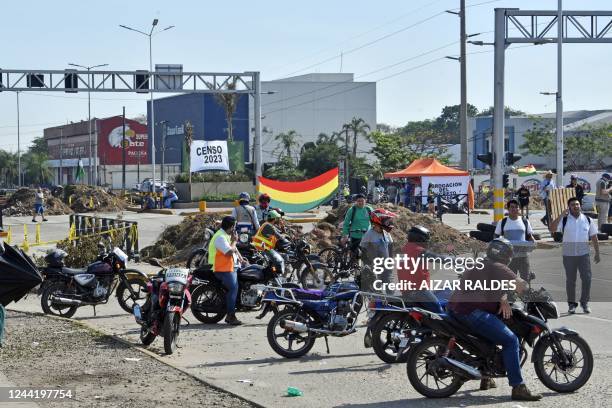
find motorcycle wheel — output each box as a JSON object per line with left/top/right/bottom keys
{"left": 300, "top": 265, "right": 333, "bottom": 290}
{"left": 533, "top": 334, "right": 593, "bottom": 393}
{"left": 186, "top": 248, "right": 208, "bottom": 269}
{"left": 372, "top": 313, "right": 412, "bottom": 363}
{"left": 116, "top": 275, "right": 149, "bottom": 314}
{"left": 406, "top": 337, "right": 463, "bottom": 398}
{"left": 267, "top": 309, "right": 316, "bottom": 358}
{"left": 190, "top": 283, "right": 226, "bottom": 324}
{"left": 318, "top": 247, "right": 341, "bottom": 273}
{"left": 163, "top": 311, "right": 181, "bottom": 355}
{"left": 140, "top": 326, "right": 156, "bottom": 346}
{"left": 40, "top": 281, "right": 78, "bottom": 318}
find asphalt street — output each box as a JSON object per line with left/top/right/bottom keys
{"left": 9, "top": 247, "right": 612, "bottom": 408}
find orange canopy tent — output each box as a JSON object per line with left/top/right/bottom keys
{"left": 383, "top": 158, "right": 469, "bottom": 178}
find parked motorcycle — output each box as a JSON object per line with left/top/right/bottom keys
{"left": 185, "top": 227, "right": 217, "bottom": 269}
{"left": 404, "top": 287, "right": 593, "bottom": 398}
{"left": 264, "top": 281, "right": 363, "bottom": 358}
{"left": 189, "top": 249, "right": 298, "bottom": 324}
{"left": 133, "top": 260, "right": 192, "bottom": 355}
{"left": 278, "top": 237, "right": 332, "bottom": 289}
{"left": 39, "top": 247, "right": 149, "bottom": 318}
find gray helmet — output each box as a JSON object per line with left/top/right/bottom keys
{"left": 407, "top": 225, "right": 430, "bottom": 243}
{"left": 486, "top": 237, "right": 514, "bottom": 265}
{"left": 238, "top": 192, "right": 251, "bottom": 202}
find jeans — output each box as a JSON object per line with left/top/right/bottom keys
{"left": 453, "top": 309, "right": 523, "bottom": 387}
{"left": 214, "top": 271, "right": 238, "bottom": 314}
{"left": 164, "top": 196, "right": 178, "bottom": 208}
{"left": 563, "top": 254, "right": 592, "bottom": 306}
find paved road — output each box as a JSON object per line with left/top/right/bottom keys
{"left": 10, "top": 248, "right": 612, "bottom": 408}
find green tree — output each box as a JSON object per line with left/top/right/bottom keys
{"left": 273, "top": 130, "right": 300, "bottom": 163}
{"left": 263, "top": 156, "right": 305, "bottom": 181}
{"left": 368, "top": 131, "right": 411, "bottom": 174}
{"left": 434, "top": 104, "right": 479, "bottom": 143}
{"left": 477, "top": 106, "right": 525, "bottom": 117}
{"left": 342, "top": 117, "right": 371, "bottom": 158}
{"left": 23, "top": 151, "right": 52, "bottom": 185}
{"left": 519, "top": 118, "right": 555, "bottom": 157}
{"left": 298, "top": 137, "right": 343, "bottom": 178}
{"left": 0, "top": 150, "right": 19, "bottom": 187}
{"left": 565, "top": 125, "right": 612, "bottom": 170}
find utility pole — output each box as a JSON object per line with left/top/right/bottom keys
{"left": 122, "top": 107, "right": 126, "bottom": 192}
{"left": 252, "top": 71, "right": 262, "bottom": 185}
{"left": 16, "top": 91, "right": 21, "bottom": 187}
{"left": 160, "top": 121, "right": 167, "bottom": 183}
{"left": 459, "top": 0, "right": 468, "bottom": 170}
{"left": 59, "top": 129, "right": 63, "bottom": 185}
{"left": 492, "top": 8, "right": 506, "bottom": 223}
{"left": 556, "top": 0, "right": 564, "bottom": 186}
{"left": 136, "top": 151, "right": 141, "bottom": 185}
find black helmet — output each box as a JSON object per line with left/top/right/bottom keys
{"left": 407, "top": 225, "right": 430, "bottom": 243}
{"left": 486, "top": 238, "right": 514, "bottom": 265}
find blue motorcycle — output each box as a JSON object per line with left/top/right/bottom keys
{"left": 264, "top": 282, "right": 363, "bottom": 358}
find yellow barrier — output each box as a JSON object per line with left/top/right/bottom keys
{"left": 199, "top": 201, "right": 207, "bottom": 212}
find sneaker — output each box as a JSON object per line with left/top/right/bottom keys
{"left": 31, "top": 219, "right": 36, "bottom": 222}
{"left": 480, "top": 378, "right": 497, "bottom": 390}
{"left": 568, "top": 304, "right": 577, "bottom": 314}
{"left": 582, "top": 304, "right": 591, "bottom": 314}
{"left": 225, "top": 313, "right": 242, "bottom": 326}
{"left": 512, "top": 384, "right": 542, "bottom": 401}
{"left": 42, "top": 218, "right": 48, "bottom": 222}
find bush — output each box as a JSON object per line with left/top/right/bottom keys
{"left": 199, "top": 193, "right": 239, "bottom": 202}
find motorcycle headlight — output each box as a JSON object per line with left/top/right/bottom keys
{"left": 167, "top": 282, "right": 185, "bottom": 294}
{"left": 239, "top": 233, "right": 250, "bottom": 243}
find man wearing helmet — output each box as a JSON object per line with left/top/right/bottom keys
{"left": 448, "top": 238, "right": 540, "bottom": 401}
{"left": 359, "top": 208, "right": 396, "bottom": 293}
{"left": 231, "top": 192, "right": 260, "bottom": 234}
{"left": 255, "top": 193, "right": 272, "bottom": 224}
{"left": 252, "top": 210, "right": 286, "bottom": 252}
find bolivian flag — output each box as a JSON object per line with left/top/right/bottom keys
{"left": 257, "top": 168, "right": 339, "bottom": 213}
{"left": 517, "top": 165, "right": 537, "bottom": 177}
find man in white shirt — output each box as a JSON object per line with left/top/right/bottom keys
{"left": 550, "top": 197, "right": 601, "bottom": 314}
{"left": 495, "top": 199, "right": 535, "bottom": 280}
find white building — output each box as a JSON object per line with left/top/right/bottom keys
{"left": 252, "top": 73, "right": 377, "bottom": 164}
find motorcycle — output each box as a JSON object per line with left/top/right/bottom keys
{"left": 264, "top": 281, "right": 363, "bottom": 358}
{"left": 39, "top": 247, "right": 149, "bottom": 318}
{"left": 133, "top": 259, "right": 192, "bottom": 355}
{"left": 404, "top": 287, "right": 593, "bottom": 398}
{"left": 189, "top": 249, "right": 298, "bottom": 324}
{"left": 185, "top": 226, "right": 216, "bottom": 269}
{"left": 278, "top": 237, "right": 332, "bottom": 289}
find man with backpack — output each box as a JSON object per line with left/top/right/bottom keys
{"left": 551, "top": 197, "right": 600, "bottom": 314}
{"left": 495, "top": 199, "right": 535, "bottom": 281}
{"left": 231, "top": 192, "right": 260, "bottom": 234}
{"left": 341, "top": 193, "right": 372, "bottom": 253}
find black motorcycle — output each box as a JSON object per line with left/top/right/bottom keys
{"left": 39, "top": 247, "right": 149, "bottom": 318}
{"left": 189, "top": 249, "right": 298, "bottom": 323}
{"left": 405, "top": 287, "right": 593, "bottom": 398}
{"left": 185, "top": 227, "right": 217, "bottom": 269}
{"left": 278, "top": 237, "right": 331, "bottom": 289}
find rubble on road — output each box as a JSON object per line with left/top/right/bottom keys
{"left": 64, "top": 185, "right": 128, "bottom": 213}
{"left": 1, "top": 188, "right": 73, "bottom": 216}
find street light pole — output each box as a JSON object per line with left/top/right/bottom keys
{"left": 556, "top": 0, "right": 564, "bottom": 186}
{"left": 119, "top": 19, "right": 174, "bottom": 192}
{"left": 68, "top": 62, "right": 108, "bottom": 186}
{"left": 16, "top": 91, "right": 21, "bottom": 187}
{"left": 459, "top": 0, "right": 468, "bottom": 170}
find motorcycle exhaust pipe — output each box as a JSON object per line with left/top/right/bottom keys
{"left": 279, "top": 319, "right": 308, "bottom": 333}
{"left": 50, "top": 296, "right": 83, "bottom": 306}
{"left": 439, "top": 357, "right": 482, "bottom": 380}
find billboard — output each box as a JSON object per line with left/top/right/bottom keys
{"left": 97, "top": 117, "right": 149, "bottom": 165}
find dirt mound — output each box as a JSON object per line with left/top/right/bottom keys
{"left": 64, "top": 185, "right": 128, "bottom": 213}
{"left": 2, "top": 188, "right": 73, "bottom": 216}
{"left": 140, "top": 213, "right": 221, "bottom": 262}
{"left": 317, "top": 203, "right": 486, "bottom": 256}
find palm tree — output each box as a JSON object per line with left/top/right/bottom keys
{"left": 205, "top": 76, "right": 242, "bottom": 142}
{"left": 273, "top": 130, "right": 300, "bottom": 163}
{"left": 184, "top": 121, "right": 194, "bottom": 198}
{"left": 342, "top": 117, "right": 371, "bottom": 158}
{"left": 0, "top": 150, "right": 18, "bottom": 187}
{"left": 23, "top": 152, "right": 52, "bottom": 185}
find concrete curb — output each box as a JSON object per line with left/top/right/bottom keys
{"left": 7, "top": 308, "right": 266, "bottom": 408}
{"left": 125, "top": 207, "right": 174, "bottom": 215}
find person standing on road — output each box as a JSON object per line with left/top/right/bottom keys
{"left": 231, "top": 192, "right": 260, "bottom": 234}
{"left": 398, "top": 184, "right": 407, "bottom": 207}
{"left": 208, "top": 216, "right": 245, "bottom": 325}
{"left": 595, "top": 173, "right": 611, "bottom": 229}
{"left": 341, "top": 193, "right": 372, "bottom": 253}
{"left": 550, "top": 197, "right": 600, "bottom": 314}
{"left": 515, "top": 184, "right": 531, "bottom": 218}
{"left": 495, "top": 199, "right": 535, "bottom": 281}
{"left": 566, "top": 175, "right": 585, "bottom": 206}
{"left": 540, "top": 171, "right": 556, "bottom": 226}
{"left": 32, "top": 188, "right": 48, "bottom": 223}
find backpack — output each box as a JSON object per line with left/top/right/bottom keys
{"left": 348, "top": 205, "right": 372, "bottom": 231}
{"left": 500, "top": 216, "right": 531, "bottom": 241}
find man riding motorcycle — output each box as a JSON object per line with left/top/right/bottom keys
{"left": 252, "top": 210, "right": 286, "bottom": 252}
{"left": 255, "top": 193, "right": 272, "bottom": 224}
{"left": 208, "top": 216, "right": 246, "bottom": 325}
{"left": 231, "top": 192, "right": 260, "bottom": 234}
{"left": 448, "top": 238, "right": 542, "bottom": 401}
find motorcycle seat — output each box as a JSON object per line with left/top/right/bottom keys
{"left": 293, "top": 289, "right": 325, "bottom": 300}
{"left": 443, "top": 313, "right": 490, "bottom": 341}
{"left": 62, "top": 267, "right": 88, "bottom": 275}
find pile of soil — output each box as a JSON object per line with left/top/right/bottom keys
{"left": 312, "top": 203, "right": 486, "bottom": 256}
{"left": 140, "top": 213, "right": 221, "bottom": 262}
{"left": 65, "top": 185, "right": 128, "bottom": 213}
{"left": 1, "top": 188, "right": 73, "bottom": 216}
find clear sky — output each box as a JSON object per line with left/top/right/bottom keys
{"left": 1, "top": 0, "right": 611, "bottom": 152}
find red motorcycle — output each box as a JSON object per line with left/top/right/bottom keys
{"left": 134, "top": 259, "right": 192, "bottom": 355}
